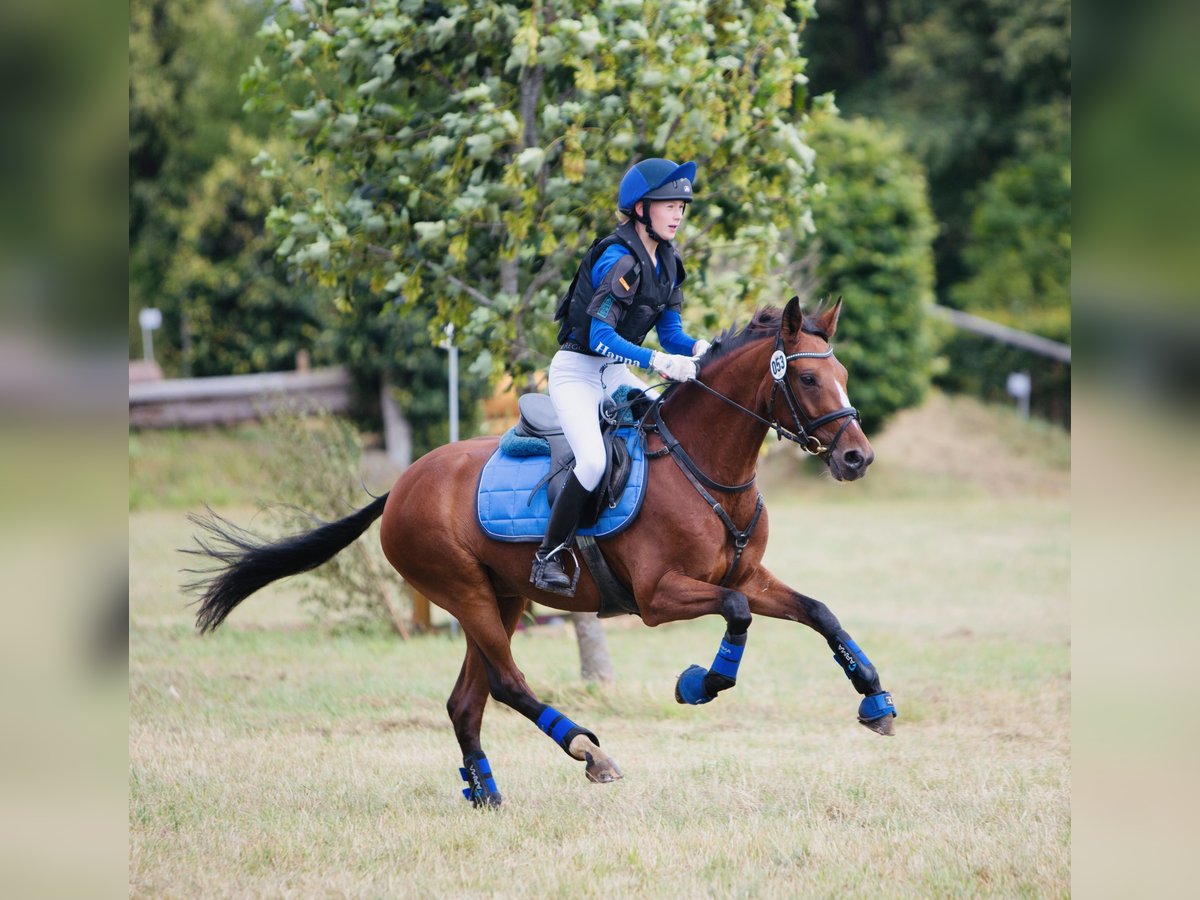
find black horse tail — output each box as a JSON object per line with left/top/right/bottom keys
{"left": 184, "top": 493, "right": 390, "bottom": 634}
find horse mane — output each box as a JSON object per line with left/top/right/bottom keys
{"left": 703, "top": 307, "right": 781, "bottom": 364}
{"left": 701, "top": 303, "right": 829, "bottom": 365}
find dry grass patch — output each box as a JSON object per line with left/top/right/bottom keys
{"left": 130, "top": 394, "right": 1070, "bottom": 896}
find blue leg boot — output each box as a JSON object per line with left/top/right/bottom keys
{"left": 676, "top": 630, "right": 747, "bottom": 705}
{"left": 827, "top": 630, "right": 897, "bottom": 733}
{"left": 460, "top": 751, "right": 503, "bottom": 807}
{"left": 533, "top": 704, "right": 622, "bottom": 783}
{"left": 535, "top": 705, "right": 599, "bottom": 755}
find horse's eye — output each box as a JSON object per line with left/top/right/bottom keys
{"left": 800, "top": 374, "right": 817, "bottom": 387}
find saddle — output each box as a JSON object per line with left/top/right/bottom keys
{"left": 513, "top": 393, "right": 633, "bottom": 529}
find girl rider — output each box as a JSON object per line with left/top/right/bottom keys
{"left": 531, "top": 157, "right": 711, "bottom": 594}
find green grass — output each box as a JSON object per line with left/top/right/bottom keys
{"left": 130, "top": 394, "right": 1070, "bottom": 896}
{"left": 129, "top": 425, "right": 283, "bottom": 511}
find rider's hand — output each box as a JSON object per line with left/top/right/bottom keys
{"left": 651, "top": 350, "right": 698, "bottom": 382}
{"left": 691, "top": 339, "right": 711, "bottom": 358}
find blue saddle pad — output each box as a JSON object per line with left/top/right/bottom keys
{"left": 476, "top": 427, "right": 648, "bottom": 542}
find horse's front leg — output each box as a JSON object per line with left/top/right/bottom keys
{"left": 643, "top": 572, "right": 753, "bottom": 706}
{"left": 742, "top": 567, "right": 897, "bottom": 735}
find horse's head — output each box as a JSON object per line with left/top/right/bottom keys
{"left": 775, "top": 296, "right": 874, "bottom": 481}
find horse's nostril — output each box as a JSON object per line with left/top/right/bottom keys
{"left": 843, "top": 450, "right": 863, "bottom": 469}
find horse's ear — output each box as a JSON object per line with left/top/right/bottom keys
{"left": 809, "top": 296, "right": 843, "bottom": 340}
{"left": 782, "top": 296, "right": 804, "bottom": 340}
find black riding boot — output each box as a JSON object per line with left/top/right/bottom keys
{"left": 531, "top": 473, "right": 591, "bottom": 594}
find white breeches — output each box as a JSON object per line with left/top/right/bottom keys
{"left": 548, "top": 350, "right": 654, "bottom": 491}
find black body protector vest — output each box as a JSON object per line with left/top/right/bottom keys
{"left": 555, "top": 220, "right": 686, "bottom": 354}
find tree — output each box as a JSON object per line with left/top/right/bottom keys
{"left": 243, "top": 0, "right": 832, "bottom": 682}
{"left": 805, "top": 0, "right": 1070, "bottom": 306}
{"left": 164, "top": 130, "right": 325, "bottom": 376}
{"left": 130, "top": 0, "right": 488, "bottom": 452}
{"left": 322, "top": 286, "right": 491, "bottom": 455}
{"left": 951, "top": 103, "right": 1070, "bottom": 336}
{"left": 130, "top": 0, "right": 277, "bottom": 369}
{"left": 242, "top": 0, "right": 823, "bottom": 375}
{"left": 800, "top": 114, "right": 937, "bottom": 431}
{"left": 802, "top": 0, "right": 1070, "bottom": 424}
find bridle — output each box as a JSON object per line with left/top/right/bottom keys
{"left": 637, "top": 322, "right": 860, "bottom": 587}
{"left": 687, "top": 327, "right": 861, "bottom": 457}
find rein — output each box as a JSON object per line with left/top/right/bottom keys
{"left": 640, "top": 323, "right": 860, "bottom": 586}
{"left": 687, "top": 330, "right": 860, "bottom": 457}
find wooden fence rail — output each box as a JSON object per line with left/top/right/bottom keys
{"left": 929, "top": 304, "right": 1071, "bottom": 363}
{"left": 128, "top": 367, "right": 353, "bottom": 428}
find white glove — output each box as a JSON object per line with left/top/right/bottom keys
{"left": 691, "top": 339, "right": 711, "bottom": 358}
{"left": 651, "top": 350, "right": 698, "bottom": 382}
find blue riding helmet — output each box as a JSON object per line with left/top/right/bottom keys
{"left": 618, "top": 158, "right": 698, "bottom": 213}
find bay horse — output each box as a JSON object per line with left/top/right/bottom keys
{"left": 187, "top": 296, "right": 897, "bottom": 807}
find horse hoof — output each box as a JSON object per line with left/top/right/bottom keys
{"left": 859, "top": 714, "right": 895, "bottom": 736}
{"left": 568, "top": 734, "right": 624, "bottom": 783}
{"left": 584, "top": 751, "right": 624, "bottom": 783}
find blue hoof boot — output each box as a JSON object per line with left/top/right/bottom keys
{"left": 858, "top": 691, "right": 897, "bottom": 723}
{"left": 675, "top": 664, "right": 714, "bottom": 705}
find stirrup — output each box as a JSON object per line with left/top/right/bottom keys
{"left": 531, "top": 546, "right": 581, "bottom": 597}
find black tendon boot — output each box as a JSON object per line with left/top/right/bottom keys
{"left": 531, "top": 473, "right": 591, "bottom": 594}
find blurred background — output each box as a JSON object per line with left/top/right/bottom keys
{"left": 2, "top": 0, "right": 1195, "bottom": 892}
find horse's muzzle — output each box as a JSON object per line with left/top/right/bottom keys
{"left": 829, "top": 446, "right": 874, "bottom": 481}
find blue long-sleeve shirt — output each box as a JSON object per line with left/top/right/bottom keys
{"left": 586, "top": 246, "right": 697, "bottom": 368}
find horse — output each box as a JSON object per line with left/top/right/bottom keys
{"left": 187, "top": 296, "right": 896, "bottom": 807}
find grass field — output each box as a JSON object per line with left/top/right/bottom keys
{"left": 129, "top": 393, "right": 1070, "bottom": 897}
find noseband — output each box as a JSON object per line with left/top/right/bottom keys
{"left": 688, "top": 328, "right": 861, "bottom": 457}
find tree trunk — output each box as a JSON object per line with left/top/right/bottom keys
{"left": 380, "top": 373, "right": 412, "bottom": 469}
{"left": 570, "top": 612, "right": 614, "bottom": 684}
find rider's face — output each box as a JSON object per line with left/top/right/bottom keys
{"left": 641, "top": 200, "right": 687, "bottom": 240}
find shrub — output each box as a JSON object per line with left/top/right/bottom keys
{"left": 262, "top": 407, "right": 413, "bottom": 634}
{"left": 799, "top": 115, "right": 939, "bottom": 433}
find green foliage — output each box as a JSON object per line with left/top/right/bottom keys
{"left": 801, "top": 115, "right": 937, "bottom": 431}
{"left": 129, "top": 0, "right": 484, "bottom": 452}
{"left": 261, "top": 407, "right": 412, "bottom": 633}
{"left": 243, "top": 0, "right": 823, "bottom": 377}
{"left": 805, "top": 0, "right": 1070, "bottom": 309}
{"left": 934, "top": 332, "right": 1070, "bottom": 428}
{"left": 165, "top": 131, "right": 326, "bottom": 375}
{"left": 325, "top": 294, "right": 489, "bottom": 455}
{"left": 951, "top": 105, "right": 1070, "bottom": 327}
{"left": 938, "top": 104, "right": 1070, "bottom": 423}
{"left": 130, "top": 0, "right": 278, "bottom": 369}
{"left": 803, "top": 0, "right": 1070, "bottom": 426}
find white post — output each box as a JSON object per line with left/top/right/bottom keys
{"left": 444, "top": 324, "right": 459, "bottom": 443}
{"left": 1006, "top": 371, "right": 1032, "bottom": 419}
{"left": 138, "top": 307, "right": 162, "bottom": 364}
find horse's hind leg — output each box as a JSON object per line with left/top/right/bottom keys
{"left": 446, "top": 594, "right": 532, "bottom": 807}
{"left": 448, "top": 638, "right": 505, "bottom": 807}
{"left": 458, "top": 592, "right": 622, "bottom": 787}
